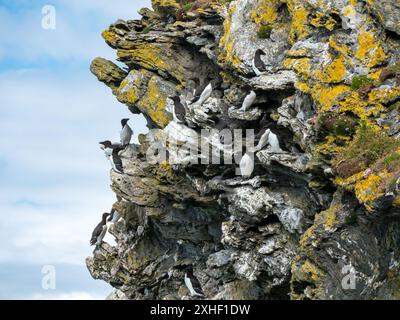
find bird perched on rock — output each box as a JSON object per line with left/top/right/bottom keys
{"left": 107, "top": 208, "right": 121, "bottom": 223}
{"left": 171, "top": 95, "right": 186, "bottom": 123}
{"left": 120, "top": 118, "right": 133, "bottom": 147}
{"left": 99, "top": 140, "right": 124, "bottom": 173}
{"left": 193, "top": 80, "right": 213, "bottom": 106}
{"left": 239, "top": 152, "right": 255, "bottom": 177}
{"left": 260, "top": 129, "right": 283, "bottom": 153}
{"left": 184, "top": 269, "right": 204, "bottom": 297}
{"left": 190, "top": 77, "right": 211, "bottom": 104}
{"left": 90, "top": 212, "right": 110, "bottom": 248}
{"left": 252, "top": 49, "right": 267, "bottom": 76}
{"left": 238, "top": 90, "right": 256, "bottom": 111}
{"left": 253, "top": 128, "right": 270, "bottom": 152}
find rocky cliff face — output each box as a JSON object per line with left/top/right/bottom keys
{"left": 86, "top": 0, "right": 400, "bottom": 300}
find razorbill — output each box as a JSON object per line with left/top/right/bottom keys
{"left": 252, "top": 49, "right": 267, "bottom": 76}
{"left": 171, "top": 96, "right": 186, "bottom": 123}
{"left": 239, "top": 90, "right": 256, "bottom": 111}
{"left": 90, "top": 212, "right": 110, "bottom": 247}
{"left": 99, "top": 140, "right": 124, "bottom": 173}
{"left": 120, "top": 118, "right": 133, "bottom": 146}
{"left": 239, "top": 152, "right": 254, "bottom": 177}
{"left": 184, "top": 270, "right": 204, "bottom": 297}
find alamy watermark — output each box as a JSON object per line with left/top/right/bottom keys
{"left": 341, "top": 264, "right": 356, "bottom": 290}
{"left": 41, "top": 265, "right": 56, "bottom": 290}
{"left": 41, "top": 5, "right": 56, "bottom": 30}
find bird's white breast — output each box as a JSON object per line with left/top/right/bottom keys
{"left": 240, "top": 153, "right": 254, "bottom": 177}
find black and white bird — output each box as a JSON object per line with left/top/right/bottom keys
{"left": 90, "top": 212, "right": 110, "bottom": 247}
{"left": 120, "top": 118, "right": 133, "bottom": 146}
{"left": 184, "top": 269, "right": 204, "bottom": 297}
{"left": 99, "top": 140, "right": 124, "bottom": 173}
{"left": 188, "top": 77, "right": 201, "bottom": 102}
{"left": 239, "top": 152, "right": 255, "bottom": 177}
{"left": 255, "top": 128, "right": 283, "bottom": 153}
{"left": 252, "top": 49, "right": 267, "bottom": 76}
{"left": 253, "top": 128, "right": 270, "bottom": 152}
{"left": 171, "top": 96, "right": 186, "bottom": 123}
{"left": 192, "top": 78, "right": 213, "bottom": 106}
{"left": 107, "top": 208, "right": 121, "bottom": 223}
{"left": 190, "top": 77, "right": 210, "bottom": 104}
{"left": 238, "top": 90, "right": 256, "bottom": 111}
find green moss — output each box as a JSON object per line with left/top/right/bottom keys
{"left": 384, "top": 153, "right": 400, "bottom": 167}
{"left": 334, "top": 122, "right": 400, "bottom": 178}
{"left": 182, "top": 3, "right": 193, "bottom": 11}
{"left": 317, "top": 112, "right": 357, "bottom": 138}
{"left": 141, "top": 26, "right": 151, "bottom": 34}
{"left": 351, "top": 75, "right": 374, "bottom": 90}
{"left": 257, "top": 25, "right": 273, "bottom": 39}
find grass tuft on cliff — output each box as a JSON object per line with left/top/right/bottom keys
{"left": 334, "top": 122, "right": 400, "bottom": 179}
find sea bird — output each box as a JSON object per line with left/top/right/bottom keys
{"left": 90, "top": 212, "right": 110, "bottom": 247}
{"left": 120, "top": 118, "right": 133, "bottom": 146}
{"left": 184, "top": 270, "right": 204, "bottom": 297}
{"left": 252, "top": 49, "right": 267, "bottom": 76}
{"left": 99, "top": 140, "right": 124, "bottom": 173}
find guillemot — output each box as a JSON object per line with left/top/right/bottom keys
{"left": 107, "top": 208, "right": 121, "bottom": 223}
{"left": 184, "top": 269, "right": 204, "bottom": 297}
{"left": 99, "top": 140, "right": 124, "bottom": 173}
{"left": 190, "top": 77, "right": 211, "bottom": 104}
{"left": 194, "top": 81, "right": 213, "bottom": 106}
{"left": 239, "top": 152, "right": 255, "bottom": 177}
{"left": 171, "top": 95, "right": 186, "bottom": 123}
{"left": 120, "top": 118, "right": 133, "bottom": 147}
{"left": 238, "top": 90, "right": 256, "bottom": 111}
{"left": 90, "top": 212, "right": 110, "bottom": 247}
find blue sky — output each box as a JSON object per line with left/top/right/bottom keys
{"left": 0, "top": 0, "right": 150, "bottom": 299}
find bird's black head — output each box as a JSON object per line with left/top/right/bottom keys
{"left": 102, "top": 212, "right": 110, "bottom": 222}
{"left": 172, "top": 96, "right": 180, "bottom": 102}
{"left": 107, "top": 209, "right": 115, "bottom": 222}
{"left": 121, "top": 118, "right": 129, "bottom": 127}
{"left": 256, "top": 49, "right": 266, "bottom": 56}
{"left": 99, "top": 140, "right": 112, "bottom": 148}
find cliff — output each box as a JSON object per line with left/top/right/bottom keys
{"left": 86, "top": 0, "right": 400, "bottom": 300}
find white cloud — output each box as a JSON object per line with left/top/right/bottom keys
{"left": 0, "top": 0, "right": 151, "bottom": 298}
{"left": 0, "top": 68, "right": 146, "bottom": 266}
{"left": 0, "top": 1, "right": 151, "bottom": 64}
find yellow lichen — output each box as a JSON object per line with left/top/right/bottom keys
{"left": 354, "top": 173, "right": 385, "bottom": 211}
{"left": 295, "top": 81, "right": 311, "bottom": 93}
{"left": 251, "top": 0, "right": 280, "bottom": 26}
{"left": 141, "top": 76, "right": 173, "bottom": 127}
{"left": 311, "top": 84, "right": 351, "bottom": 111}
{"left": 314, "top": 56, "right": 347, "bottom": 84}
{"left": 283, "top": 57, "right": 312, "bottom": 79}
{"left": 219, "top": 3, "right": 242, "bottom": 69}
{"left": 310, "top": 11, "right": 338, "bottom": 31}
{"left": 102, "top": 30, "right": 119, "bottom": 47}
{"left": 287, "top": 2, "right": 310, "bottom": 43}
{"left": 355, "top": 29, "right": 386, "bottom": 68}
{"left": 329, "top": 36, "right": 351, "bottom": 56}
